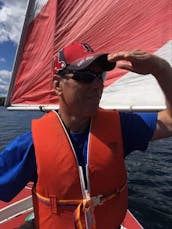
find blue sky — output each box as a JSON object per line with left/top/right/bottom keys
{"left": 0, "top": 0, "right": 27, "bottom": 96}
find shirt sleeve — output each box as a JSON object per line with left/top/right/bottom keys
{"left": 119, "top": 112, "right": 157, "bottom": 157}
{"left": 0, "top": 131, "right": 37, "bottom": 202}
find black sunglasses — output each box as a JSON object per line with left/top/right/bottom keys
{"left": 59, "top": 69, "right": 106, "bottom": 83}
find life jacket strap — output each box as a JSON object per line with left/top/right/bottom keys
{"left": 34, "top": 181, "right": 127, "bottom": 229}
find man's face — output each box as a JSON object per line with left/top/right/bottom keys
{"left": 57, "top": 68, "right": 104, "bottom": 117}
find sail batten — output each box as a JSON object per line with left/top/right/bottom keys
{"left": 5, "top": 0, "right": 172, "bottom": 111}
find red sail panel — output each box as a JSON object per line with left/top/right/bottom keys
{"left": 11, "top": 0, "right": 57, "bottom": 105}
{"left": 10, "top": 0, "right": 172, "bottom": 107}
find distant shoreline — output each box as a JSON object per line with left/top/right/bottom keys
{"left": 0, "top": 97, "right": 5, "bottom": 106}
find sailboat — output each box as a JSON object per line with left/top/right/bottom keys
{"left": 1, "top": 0, "right": 172, "bottom": 228}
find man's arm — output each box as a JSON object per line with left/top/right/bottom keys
{"left": 0, "top": 132, "right": 37, "bottom": 201}
{"left": 108, "top": 50, "right": 172, "bottom": 140}
{"left": 151, "top": 64, "right": 172, "bottom": 140}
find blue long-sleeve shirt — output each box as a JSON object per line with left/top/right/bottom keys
{"left": 0, "top": 112, "right": 157, "bottom": 202}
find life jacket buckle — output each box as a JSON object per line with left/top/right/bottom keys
{"left": 91, "top": 194, "right": 103, "bottom": 207}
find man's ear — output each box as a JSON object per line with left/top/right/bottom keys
{"left": 53, "top": 76, "right": 63, "bottom": 95}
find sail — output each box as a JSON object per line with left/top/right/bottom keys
{"left": 5, "top": 0, "right": 172, "bottom": 111}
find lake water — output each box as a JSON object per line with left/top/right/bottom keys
{"left": 0, "top": 107, "right": 172, "bottom": 228}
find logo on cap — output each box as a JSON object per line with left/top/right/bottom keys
{"left": 53, "top": 52, "right": 66, "bottom": 76}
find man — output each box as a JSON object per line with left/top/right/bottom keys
{"left": 1, "top": 42, "right": 172, "bottom": 229}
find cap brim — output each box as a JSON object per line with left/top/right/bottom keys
{"left": 67, "top": 54, "right": 115, "bottom": 71}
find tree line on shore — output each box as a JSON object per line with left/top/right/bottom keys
{"left": 0, "top": 97, "right": 5, "bottom": 106}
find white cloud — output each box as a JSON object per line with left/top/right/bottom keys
{"left": 0, "top": 69, "right": 11, "bottom": 96}
{"left": 0, "top": 57, "right": 6, "bottom": 63}
{"left": 0, "top": 1, "right": 28, "bottom": 43}
{"left": 0, "top": 1, "right": 27, "bottom": 96}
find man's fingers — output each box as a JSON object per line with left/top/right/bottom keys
{"left": 108, "top": 51, "right": 132, "bottom": 62}
{"left": 108, "top": 50, "right": 149, "bottom": 62}
{"left": 116, "top": 63, "right": 134, "bottom": 71}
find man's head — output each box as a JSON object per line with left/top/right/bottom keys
{"left": 52, "top": 42, "right": 115, "bottom": 116}
{"left": 52, "top": 42, "right": 115, "bottom": 80}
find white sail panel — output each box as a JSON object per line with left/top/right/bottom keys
{"left": 28, "top": 0, "right": 49, "bottom": 23}
{"left": 100, "top": 41, "right": 172, "bottom": 110}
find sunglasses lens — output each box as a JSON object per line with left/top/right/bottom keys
{"left": 73, "top": 73, "right": 95, "bottom": 83}
{"left": 101, "top": 72, "right": 106, "bottom": 81}
{"left": 73, "top": 71, "right": 105, "bottom": 83}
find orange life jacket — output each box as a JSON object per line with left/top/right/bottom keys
{"left": 32, "top": 109, "right": 128, "bottom": 229}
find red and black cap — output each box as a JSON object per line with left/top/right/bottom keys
{"left": 52, "top": 42, "right": 115, "bottom": 77}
